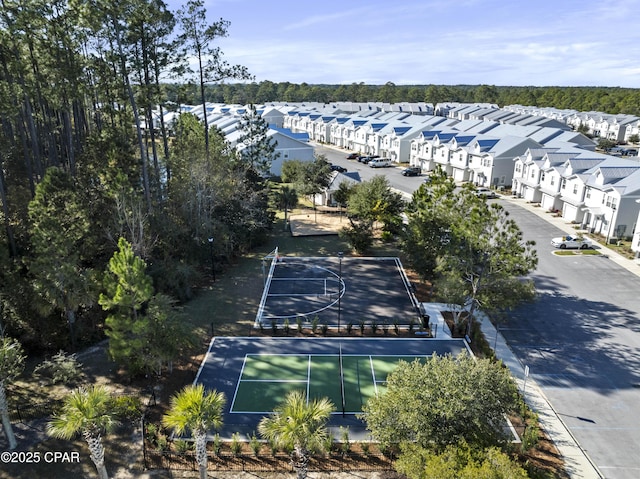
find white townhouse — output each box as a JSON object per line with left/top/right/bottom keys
{"left": 384, "top": 119, "right": 448, "bottom": 164}
{"left": 447, "top": 134, "right": 477, "bottom": 182}
{"left": 410, "top": 130, "right": 441, "bottom": 169}
{"left": 310, "top": 115, "right": 337, "bottom": 143}
{"left": 329, "top": 117, "right": 352, "bottom": 148}
{"left": 511, "top": 148, "right": 562, "bottom": 202}
{"left": 538, "top": 156, "right": 604, "bottom": 214}
{"left": 430, "top": 132, "right": 460, "bottom": 175}
{"left": 581, "top": 165, "right": 640, "bottom": 241}
{"left": 467, "top": 136, "right": 543, "bottom": 188}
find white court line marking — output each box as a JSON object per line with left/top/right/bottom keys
{"left": 370, "top": 355, "right": 378, "bottom": 396}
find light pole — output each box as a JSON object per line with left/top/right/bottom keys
{"left": 208, "top": 237, "right": 216, "bottom": 282}
{"left": 338, "top": 252, "right": 344, "bottom": 333}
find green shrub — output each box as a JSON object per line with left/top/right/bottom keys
{"left": 231, "top": 432, "right": 242, "bottom": 456}
{"left": 346, "top": 322, "right": 353, "bottom": 334}
{"left": 340, "top": 426, "right": 350, "bottom": 454}
{"left": 360, "top": 441, "right": 370, "bottom": 456}
{"left": 321, "top": 323, "right": 329, "bottom": 335}
{"left": 359, "top": 318, "right": 366, "bottom": 335}
{"left": 145, "top": 423, "right": 158, "bottom": 444}
{"left": 156, "top": 434, "right": 168, "bottom": 451}
{"left": 109, "top": 395, "right": 142, "bottom": 423}
{"left": 283, "top": 318, "right": 290, "bottom": 336}
{"left": 212, "top": 433, "right": 222, "bottom": 456}
{"left": 271, "top": 319, "right": 278, "bottom": 334}
{"left": 296, "top": 316, "right": 303, "bottom": 333}
{"left": 249, "top": 432, "right": 261, "bottom": 456}
{"left": 33, "top": 351, "right": 83, "bottom": 385}
{"left": 311, "top": 315, "right": 319, "bottom": 333}
{"left": 175, "top": 439, "right": 191, "bottom": 455}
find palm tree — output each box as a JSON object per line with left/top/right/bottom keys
{"left": 0, "top": 337, "right": 25, "bottom": 450}
{"left": 258, "top": 390, "right": 335, "bottom": 479}
{"left": 47, "top": 385, "right": 117, "bottom": 479}
{"left": 277, "top": 185, "right": 298, "bottom": 230}
{"left": 162, "top": 384, "right": 226, "bottom": 479}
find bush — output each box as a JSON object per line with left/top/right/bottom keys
{"left": 149, "top": 260, "right": 198, "bottom": 302}
{"left": 340, "top": 426, "right": 350, "bottom": 454}
{"left": 339, "top": 222, "right": 374, "bottom": 254}
{"left": 249, "top": 432, "right": 261, "bottom": 456}
{"left": 231, "top": 432, "right": 242, "bottom": 456}
{"left": 212, "top": 433, "right": 222, "bottom": 456}
{"left": 283, "top": 318, "right": 290, "bottom": 336}
{"left": 33, "top": 351, "right": 83, "bottom": 385}
{"left": 175, "top": 439, "right": 191, "bottom": 455}
{"left": 109, "top": 396, "right": 143, "bottom": 423}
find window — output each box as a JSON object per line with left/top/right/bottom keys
{"left": 561, "top": 179, "right": 566, "bottom": 190}
{"left": 541, "top": 172, "right": 545, "bottom": 181}
{"left": 550, "top": 176, "right": 555, "bottom": 185}
{"left": 586, "top": 188, "right": 591, "bottom": 199}
{"left": 573, "top": 185, "right": 578, "bottom": 194}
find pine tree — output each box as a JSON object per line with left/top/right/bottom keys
{"left": 99, "top": 237, "right": 153, "bottom": 374}
{"left": 28, "top": 167, "right": 92, "bottom": 349}
{"left": 237, "top": 104, "right": 280, "bottom": 175}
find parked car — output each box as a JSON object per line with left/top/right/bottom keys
{"left": 401, "top": 167, "right": 421, "bottom": 176}
{"left": 369, "top": 158, "right": 391, "bottom": 168}
{"left": 359, "top": 156, "right": 373, "bottom": 163}
{"left": 551, "top": 235, "right": 592, "bottom": 249}
{"left": 346, "top": 153, "right": 359, "bottom": 160}
{"left": 475, "top": 187, "right": 498, "bottom": 199}
{"left": 330, "top": 164, "right": 347, "bottom": 173}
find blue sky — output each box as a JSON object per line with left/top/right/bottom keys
{"left": 165, "top": 0, "right": 640, "bottom": 87}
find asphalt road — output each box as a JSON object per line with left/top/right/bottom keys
{"left": 314, "top": 144, "right": 640, "bottom": 479}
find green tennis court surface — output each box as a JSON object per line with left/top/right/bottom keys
{"left": 195, "top": 337, "right": 468, "bottom": 439}
{"left": 232, "top": 353, "right": 428, "bottom": 414}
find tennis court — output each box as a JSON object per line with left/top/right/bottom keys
{"left": 233, "top": 353, "right": 429, "bottom": 414}
{"left": 195, "top": 337, "right": 468, "bottom": 439}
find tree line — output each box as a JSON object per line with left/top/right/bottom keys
{"left": 171, "top": 81, "right": 640, "bottom": 116}
{"left": 0, "top": 0, "right": 276, "bottom": 357}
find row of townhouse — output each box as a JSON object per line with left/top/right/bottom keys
{"left": 503, "top": 105, "right": 640, "bottom": 144}
{"left": 513, "top": 149, "right": 640, "bottom": 247}
{"left": 155, "top": 101, "right": 640, "bottom": 256}
{"left": 279, "top": 101, "right": 640, "bottom": 253}
{"left": 407, "top": 120, "right": 594, "bottom": 189}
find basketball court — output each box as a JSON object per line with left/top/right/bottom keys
{"left": 256, "top": 251, "right": 422, "bottom": 328}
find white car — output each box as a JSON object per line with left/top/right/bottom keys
{"left": 368, "top": 158, "right": 391, "bottom": 168}
{"left": 551, "top": 235, "right": 592, "bottom": 249}
{"left": 475, "top": 187, "right": 498, "bottom": 199}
